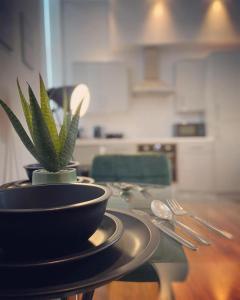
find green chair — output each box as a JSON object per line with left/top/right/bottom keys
{"left": 90, "top": 154, "right": 172, "bottom": 185}
{"left": 90, "top": 154, "right": 187, "bottom": 300}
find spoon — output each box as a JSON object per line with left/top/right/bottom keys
{"left": 151, "top": 200, "right": 211, "bottom": 245}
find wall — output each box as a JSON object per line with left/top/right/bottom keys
{"left": 61, "top": 0, "right": 219, "bottom": 138}
{"left": 110, "top": 0, "right": 240, "bottom": 47}
{"left": 0, "top": 0, "right": 46, "bottom": 184}
{"left": 78, "top": 46, "right": 211, "bottom": 138}
{"left": 62, "top": 0, "right": 113, "bottom": 86}
{"left": 48, "top": 0, "right": 64, "bottom": 87}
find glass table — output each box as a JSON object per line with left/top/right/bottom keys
{"left": 106, "top": 183, "right": 188, "bottom": 300}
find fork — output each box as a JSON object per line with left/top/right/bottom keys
{"left": 167, "top": 199, "right": 233, "bottom": 239}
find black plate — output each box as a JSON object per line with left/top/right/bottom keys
{"left": 0, "top": 213, "right": 123, "bottom": 268}
{"left": 0, "top": 209, "right": 160, "bottom": 299}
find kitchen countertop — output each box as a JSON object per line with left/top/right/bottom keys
{"left": 76, "top": 137, "right": 214, "bottom": 146}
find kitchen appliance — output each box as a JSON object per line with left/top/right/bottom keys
{"left": 137, "top": 143, "right": 177, "bottom": 182}
{"left": 173, "top": 123, "right": 205, "bottom": 137}
{"left": 105, "top": 133, "right": 124, "bottom": 139}
{"left": 93, "top": 126, "right": 104, "bottom": 138}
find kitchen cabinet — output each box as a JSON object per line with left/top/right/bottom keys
{"left": 207, "top": 53, "right": 240, "bottom": 123}
{"left": 206, "top": 51, "right": 240, "bottom": 192}
{"left": 175, "top": 59, "right": 206, "bottom": 112}
{"left": 72, "top": 62, "right": 128, "bottom": 114}
{"left": 177, "top": 141, "right": 214, "bottom": 192}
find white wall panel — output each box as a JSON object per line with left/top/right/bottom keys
{"left": 0, "top": 0, "right": 46, "bottom": 184}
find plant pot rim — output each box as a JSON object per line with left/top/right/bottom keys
{"left": 0, "top": 183, "right": 111, "bottom": 213}
{"left": 32, "top": 168, "right": 77, "bottom": 185}
{"left": 33, "top": 168, "right": 75, "bottom": 174}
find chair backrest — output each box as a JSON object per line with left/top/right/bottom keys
{"left": 90, "top": 154, "right": 172, "bottom": 185}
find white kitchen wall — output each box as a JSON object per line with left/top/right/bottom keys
{"left": 62, "top": 0, "right": 114, "bottom": 85}
{"left": 78, "top": 47, "right": 211, "bottom": 138}
{"left": 61, "top": 0, "right": 216, "bottom": 138}
{"left": 0, "top": 0, "right": 46, "bottom": 184}
{"left": 110, "top": 0, "right": 240, "bottom": 47}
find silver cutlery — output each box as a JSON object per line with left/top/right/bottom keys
{"left": 113, "top": 182, "right": 149, "bottom": 194}
{"left": 114, "top": 186, "right": 198, "bottom": 250}
{"left": 113, "top": 182, "right": 138, "bottom": 192}
{"left": 166, "top": 198, "right": 233, "bottom": 239}
{"left": 131, "top": 184, "right": 210, "bottom": 245}
{"left": 132, "top": 209, "right": 198, "bottom": 251}
{"left": 114, "top": 182, "right": 209, "bottom": 245}
{"left": 151, "top": 200, "right": 211, "bottom": 245}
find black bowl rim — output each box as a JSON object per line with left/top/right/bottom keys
{"left": 0, "top": 183, "right": 111, "bottom": 213}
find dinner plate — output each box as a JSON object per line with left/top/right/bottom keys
{"left": 0, "top": 212, "right": 123, "bottom": 268}
{"left": 0, "top": 209, "right": 160, "bottom": 299}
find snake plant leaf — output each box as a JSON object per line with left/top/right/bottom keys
{"left": 58, "top": 101, "right": 82, "bottom": 168}
{"left": 59, "top": 89, "right": 72, "bottom": 149}
{"left": 39, "top": 74, "right": 60, "bottom": 154}
{"left": 59, "top": 112, "right": 71, "bottom": 151}
{"left": 0, "top": 99, "right": 39, "bottom": 161}
{"left": 17, "top": 79, "right": 33, "bottom": 137}
{"left": 62, "top": 88, "right": 69, "bottom": 113}
{"left": 28, "top": 85, "right": 59, "bottom": 172}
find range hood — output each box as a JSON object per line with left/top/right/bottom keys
{"left": 132, "top": 46, "right": 174, "bottom": 95}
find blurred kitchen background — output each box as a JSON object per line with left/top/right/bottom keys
{"left": 0, "top": 0, "right": 240, "bottom": 195}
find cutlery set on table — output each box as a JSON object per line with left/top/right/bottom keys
{"left": 110, "top": 182, "right": 233, "bottom": 251}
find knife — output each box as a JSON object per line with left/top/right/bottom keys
{"left": 152, "top": 219, "right": 198, "bottom": 251}
{"left": 132, "top": 209, "right": 198, "bottom": 251}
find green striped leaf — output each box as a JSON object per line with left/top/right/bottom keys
{"left": 17, "top": 79, "right": 33, "bottom": 137}
{"left": 0, "top": 99, "right": 39, "bottom": 161}
{"left": 58, "top": 101, "right": 82, "bottom": 168}
{"left": 28, "top": 85, "right": 58, "bottom": 172}
{"left": 59, "top": 88, "right": 70, "bottom": 149}
{"left": 62, "top": 88, "right": 69, "bottom": 113}
{"left": 59, "top": 112, "right": 71, "bottom": 151}
{"left": 39, "top": 74, "right": 60, "bottom": 154}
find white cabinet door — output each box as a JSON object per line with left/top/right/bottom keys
{"left": 175, "top": 59, "right": 206, "bottom": 112}
{"left": 206, "top": 52, "right": 240, "bottom": 192}
{"left": 215, "top": 143, "right": 240, "bottom": 192}
{"left": 72, "top": 62, "right": 128, "bottom": 113}
{"left": 207, "top": 52, "right": 240, "bottom": 122}
{"left": 214, "top": 121, "right": 240, "bottom": 192}
{"left": 177, "top": 142, "right": 214, "bottom": 192}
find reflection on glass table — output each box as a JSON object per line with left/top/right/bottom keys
{"left": 104, "top": 182, "right": 188, "bottom": 300}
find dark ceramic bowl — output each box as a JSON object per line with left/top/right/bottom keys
{"left": 0, "top": 183, "right": 111, "bottom": 251}
{"left": 24, "top": 161, "right": 80, "bottom": 182}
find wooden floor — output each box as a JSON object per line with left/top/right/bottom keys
{"left": 70, "top": 196, "right": 240, "bottom": 300}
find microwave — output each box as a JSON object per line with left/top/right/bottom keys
{"left": 173, "top": 123, "right": 205, "bottom": 137}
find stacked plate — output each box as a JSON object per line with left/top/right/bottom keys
{"left": 0, "top": 208, "right": 159, "bottom": 269}
{"left": 0, "top": 180, "right": 160, "bottom": 299}
{"left": 0, "top": 212, "right": 123, "bottom": 268}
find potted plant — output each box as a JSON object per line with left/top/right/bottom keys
{"left": 0, "top": 75, "right": 82, "bottom": 185}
